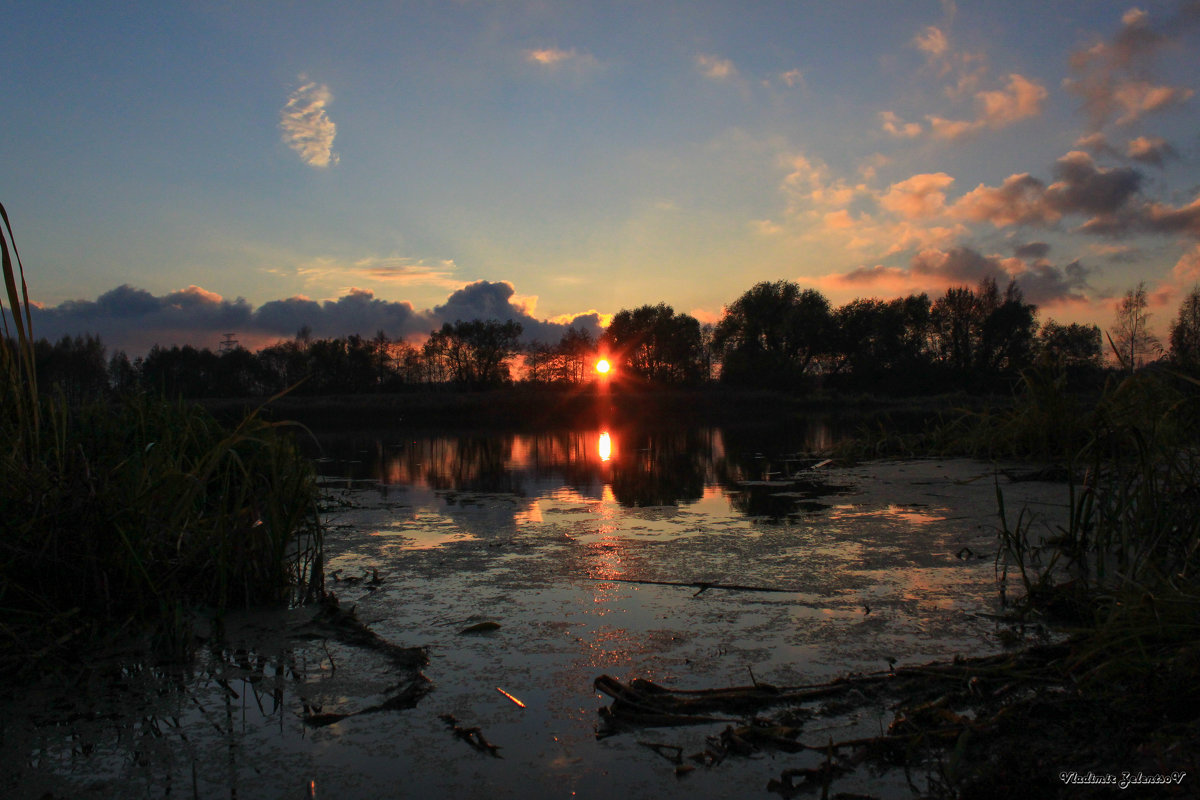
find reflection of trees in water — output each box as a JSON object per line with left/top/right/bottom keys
{"left": 606, "top": 427, "right": 712, "bottom": 507}
{"left": 319, "top": 421, "right": 847, "bottom": 517}
{"left": 424, "top": 436, "right": 524, "bottom": 495}
{"left": 521, "top": 430, "right": 607, "bottom": 499}
{"left": 711, "top": 420, "right": 851, "bottom": 520}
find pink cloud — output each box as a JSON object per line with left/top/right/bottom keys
{"left": 879, "top": 173, "right": 955, "bottom": 219}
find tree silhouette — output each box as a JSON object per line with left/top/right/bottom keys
{"left": 426, "top": 320, "right": 523, "bottom": 388}
{"left": 604, "top": 304, "right": 705, "bottom": 384}
{"left": 712, "top": 281, "right": 831, "bottom": 388}
{"left": 929, "top": 278, "right": 1036, "bottom": 381}
{"left": 1110, "top": 282, "right": 1161, "bottom": 373}
{"left": 1169, "top": 285, "right": 1200, "bottom": 375}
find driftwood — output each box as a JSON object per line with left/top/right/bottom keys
{"left": 302, "top": 675, "right": 432, "bottom": 727}
{"left": 294, "top": 593, "right": 428, "bottom": 669}
{"left": 594, "top": 641, "right": 1075, "bottom": 754}
{"left": 586, "top": 577, "right": 797, "bottom": 596}
{"left": 295, "top": 594, "right": 433, "bottom": 727}
{"left": 439, "top": 713, "right": 502, "bottom": 757}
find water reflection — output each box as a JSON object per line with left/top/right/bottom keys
{"left": 315, "top": 419, "right": 841, "bottom": 521}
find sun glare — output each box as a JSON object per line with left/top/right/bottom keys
{"left": 596, "top": 359, "right": 611, "bottom": 374}
{"left": 598, "top": 431, "right": 612, "bottom": 461}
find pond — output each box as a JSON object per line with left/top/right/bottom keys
{"left": 1, "top": 421, "right": 1072, "bottom": 799}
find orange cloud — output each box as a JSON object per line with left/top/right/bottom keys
{"left": 929, "top": 73, "right": 1046, "bottom": 140}
{"left": 880, "top": 173, "right": 955, "bottom": 219}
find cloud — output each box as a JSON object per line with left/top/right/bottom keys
{"left": 928, "top": 73, "right": 1047, "bottom": 140}
{"left": 816, "top": 246, "right": 1094, "bottom": 306}
{"left": 280, "top": 80, "right": 339, "bottom": 167}
{"left": 913, "top": 25, "right": 949, "bottom": 60}
{"left": 1066, "top": 7, "right": 1194, "bottom": 128}
{"left": 950, "top": 151, "right": 1142, "bottom": 228}
{"left": 28, "top": 281, "right": 607, "bottom": 355}
{"left": 778, "top": 68, "right": 805, "bottom": 88}
{"left": 952, "top": 173, "right": 1058, "bottom": 227}
{"left": 1014, "top": 241, "right": 1051, "bottom": 259}
{"left": 285, "top": 255, "right": 462, "bottom": 291}
{"left": 524, "top": 47, "right": 598, "bottom": 70}
{"left": 880, "top": 110, "right": 922, "bottom": 138}
{"left": 879, "top": 173, "right": 955, "bottom": 219}
{"left": 696, "top": 54, "right": 737, "bottom": 80}
{"left": 1046, "top": 150, "right": 1142, "bottom": 216}
{"left": 1125, "top": 135, "right": 1176, "bottom": 166}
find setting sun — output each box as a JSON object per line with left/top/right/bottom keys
{"left": 595, "top": 359, "right": 611, "bottom": 374}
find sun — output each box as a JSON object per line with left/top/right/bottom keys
{"left": 595, "top": 358, "right": 611, "bottom": 374}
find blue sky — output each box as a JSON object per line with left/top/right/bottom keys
{"left": 4, "top": 1, "right": 1199, "bottom": 353}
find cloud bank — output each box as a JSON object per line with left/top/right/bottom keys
{"left": 30, "top": 281, "right": 605, "bottom": 355}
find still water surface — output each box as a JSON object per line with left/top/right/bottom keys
{"left": 2, "top": 422, "right": 1071, "bottom": 799}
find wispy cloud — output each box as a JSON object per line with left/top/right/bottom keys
{"left": 280, "top": 79, "right": 339, "bottom": 168}
{"left": 927, "top": 73, "right": 1047, "bottom": 140}
{"left": 879, "top": 111, "right": 922, "bottom": 139}
{"left": 696, "top": 54, "right": 737, "bottom": 80}
{"left": 524, "top": 47, "right": 598, "bottom": 70}
{"left": 778, "top": 68, "right": 805, "bottom": 88}
{"left": 1065, "top": 7, "right": 1194, "bottom": 128}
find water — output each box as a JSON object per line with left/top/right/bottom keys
{"left": 0, "top": 422, "right": 1072, "bottom": 799}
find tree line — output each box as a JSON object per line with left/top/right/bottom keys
{"left": 22, "top": 279, "right": 1200, "bottom": 401}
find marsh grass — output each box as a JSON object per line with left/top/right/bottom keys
{"left": 1, "top": 203, "right": 322, "bottom": 670}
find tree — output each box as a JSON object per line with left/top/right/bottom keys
{"left": 712, "top": 281, "right": 831, "bottom": 387}
{"left": 929, "top": 278, "right": 1037, "bottom": 378}
{"left": 1109, "top": 281, "right": 1161, "bottom": 373}
{"left": 1037, "top": 320, "right": 1102, "bottom": 368}
{"left": 426, "top": 320, "right": 524, "bottom": 387}
{"left": 604, "top": 304, "right": 705, "bottom": 384}
{"left": 1169, "top": 285, "right": 1200, "bottom": 374}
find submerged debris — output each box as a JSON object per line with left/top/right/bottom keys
{"left": 303, "top": 675, "right": 432, "bottom": 727}
{"left": 295, "top": 593, "right": 428, "bottom": 670}
{"left": 439, "top": 713, "right": 503, "bottom": 757}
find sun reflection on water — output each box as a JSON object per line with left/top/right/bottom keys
{"left": 598, "top": 431, "right": 611, "bottom": 462}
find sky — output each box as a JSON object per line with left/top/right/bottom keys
{"left": 4, "top": 0, "right": 1200, "bottom": 354}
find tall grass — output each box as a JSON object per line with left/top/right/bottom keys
{"left": 1, "top": 202, "right": 322, "bottom": 667}
{"left": 990, "top": 366, "right": 1200, "bottom": 693}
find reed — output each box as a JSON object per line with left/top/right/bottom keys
{"left": 1, "top": 202, "right": 323, "bottom": 668}
{"left": 993, "top": 368, "right": 1200, "bottom": 685}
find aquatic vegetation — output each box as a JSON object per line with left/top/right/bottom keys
{"left": 1, "top": 203, "right": 323, "bottom": 669}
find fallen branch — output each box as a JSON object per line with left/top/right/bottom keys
{"left": 586, "top": 577, "right": 798, "bottom": 595}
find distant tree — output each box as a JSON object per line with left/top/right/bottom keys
{"left": 557, "top": 327, "right": 596, "bottom": 383}
{"left": 214, "top": 346, "right": 261, "bottom": 397}
{"left": 930, "top": 278, "right": 1037, "bottom": 378}
{"left": 108, "top": 350, "right": 138, "bottom": 394}
{"left": 141, "top": 344, "right": 220, "bottom": 398}
{"left": 257, "top": 338, "right": 310, "bottom": 393}
{"left": 604, "top": 304, "right": 705, "bottom": 384}
{"left": 1036, "top": 320, "right": 1102, "bottom": 368}
{"left": 1169, "top": 285, "right": 1200, "bottom": 375}
{"left": 976, "top": 279, "right": 1037, "bottom": 373}
{"left": 34, "top": 334, "right": 109, "bottom": 403}
{"left": 1109, "top": 281, "right": 1161, "bottom": 373}
{"left": 523, "top": 341, "right": 556, "bottom": 384}
{"left": 427, "top": 320, "right": 523, "bottom": 387}
{"left": 712, "top": 281, "right": 831, "bottom": 388}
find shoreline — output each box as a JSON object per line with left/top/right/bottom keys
{"left": 202, "top": 384, "right": 1000, "bottom": 433}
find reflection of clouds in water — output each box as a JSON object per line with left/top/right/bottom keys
{"left": 828, "top": 503, "right": 948, "bottom": 526}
